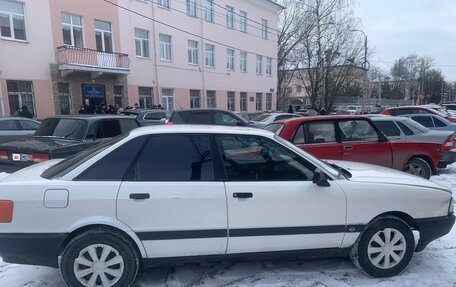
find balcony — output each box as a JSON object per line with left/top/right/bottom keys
{"left": 55, "top": 46, "right": 130, "bottom": 77}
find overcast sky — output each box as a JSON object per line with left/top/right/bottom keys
{"left": 354, "top": 0, "right": 456, "bottom": 81}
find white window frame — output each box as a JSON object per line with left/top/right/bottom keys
{"left": 226, "top": 48, "right": 234, "bottom": 71}
{"left": 186, "top": 0, "right": 197, "bottom": 17}
{"left": 135, "top": 28, "right": 150, "bottom": 58}
{"left": 190, "top": 90, "right": 201, "bottom": 109}
{"left": 240, "top": 92, "right": 247, "bottom": 111}
{"left": 95, "top": 19, "right": 113, "bottom": 52}
{"left": 162, "top": 88, "right": 175, "bottom": 111}
{"left": 256, "top": 55, "right": 263, "bottom": 75}
{"left": 61, "top": 12, "right": 83, "bottom": 47}
{"left": 261, "top": 19, "right": 268, "bottom": 39}
{"left": 0, "top": 0, "right": 27, "bottom": 40}
{"left": 266, "top": 57, "right": 272, "bottom": 76}
{"left": 157, "top": 0, "right": 170, "bottom": 8}
{"left": 188, "top": 39, "right": 199, "bottom": 65}
{"left": 204, "top": 0, "right": 213, "bottom": 22}
{"left": 226, "top": 6, "right": 234, "bottom": 29}
{"left": 159, "top": 33, "right": 172, "bottom": 61}
{"left": 266, "top": 93, "right": 272, "bottom": 110}
{"left": 206, "top": 90, "right": 216, "bottom": 108}
{"left": 239, "top": 10, "right": 247, "bottom": 32}
{"left": 256, "top": 93, "right": 263, "bottom": 111}
{"left": 240, "top": 51, "right": 247, "bottom": 73}
{"left": 227, "top": 91, "right": 235, "bottom": 111}
{"left": 205, "top": 43, "right": 215, "bottom": 68}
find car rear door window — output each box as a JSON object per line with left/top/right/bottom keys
{"left": 35, "top": 118, "right": 86, "bottom": 140}
{"left": 18, "top": 120, "right": 39, "bottom": 130}
{"left": 218, "top": 135, "right": 315, "bottom": 181}
{"left": 275, "top": 115, "right": 293, "bottom": 121}
{"left": 293, "top": 121, "right": 336, "bottom": 144}
{"left": 433, "top": 117, "right": 447, "bottom": 127}
{"left": 119, "top": 119, "right": 139, "bottom": 133}
{"left": 144, "top": 112, "right": 166, "bottom": 120}
{"left": 397, "top": 122, "right": 414, "bottom": 135}
{"left": 128, "top": 134, "right": 214, "bottom": 181}
{"left": 189, "top": 112, "right": 213, "bottom": 124}
{"left": 0, "top": 120, "right": 18, "bottom": 130}
{"left": 391, "top": 108, "right": 412, "bottom": 116}
{"left": 411, "top": 116, "right": 434, "bottom": 128}
{"left": 214, "top": 112, "right": 241, "bottom": 126}
{"left": 374, "top": 121, "right": 401, "bottom": 137}
{"left": 339, "top": 120, "right": 378, "bottom": 142}
{"left": 97, "top": 120, "right": 122, "bottom": 138}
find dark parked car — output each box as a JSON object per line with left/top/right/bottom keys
{"left": 0, "top": 117, "right": 41, "bottom": 144}
{"left": 0, "top": 115, "right": 139, "bottom": 171}
{"left": 121, "top": 109, "right": 171, "bottom": 126}
{"left": 169, "top": 109, "right": 261, "bottom": 127}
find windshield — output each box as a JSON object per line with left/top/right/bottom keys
{"left": 403, "top": 118, "right": 430, "bottom": 133}
{"left": 265, "top": 123, "right": 284, "bottom": 135}
{"left": 34, "top": 118, "right": 87, "bottom": 140}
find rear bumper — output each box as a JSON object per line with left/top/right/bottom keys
{"left": 0, "top": 233, "right": 67, "bottom": 268}
{"left": 415, "top": 214, "right": 455, "bottom": 252}
{"left": 437, "top": 160, "right": 447, "bottom": 169}
{"left": 443, "top": 150, "right": 456, "bottom": 164}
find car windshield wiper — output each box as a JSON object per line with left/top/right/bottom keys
{"left": 32, "top": 135, "right": 65, "bottom": 139}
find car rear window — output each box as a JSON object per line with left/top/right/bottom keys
{"left": 34, "top": 118, "right": 86, "bottom": 140}
{"left": 264, "top": 123, "right": 284, "bottom": 135}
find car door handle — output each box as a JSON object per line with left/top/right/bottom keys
{"left": 233, "top": 192, "right": 253, "bottom": 199}
{"left": 343, "top": 146, "right": 353, "bottom": 150}
{"left": 129, "top": 193, "right": 150, "bottom": 200}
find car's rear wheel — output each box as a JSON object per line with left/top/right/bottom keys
{"left": 60, "top": 228, "right": 140, "bottom": 287}
{"left": 350, "top": 216, "right": 415, "bottom": 278}
{"left": 403, "top": 158, "right": 431, "bottom": 179}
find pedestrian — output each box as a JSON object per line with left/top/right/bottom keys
{"left": 157, "top": 104, "right": 163, "bottom": 109}
{"left": 116, "top": 104, "right": 124, "bottom": 114}
{"left": 13, "top": 107, "right": 21, "bottom": 116}
{"left": 134, "top": 103, "right": 139, "bottom": 109}
{"left": 19, "top": 105, "right": 33, "bottom": 118}
{"left": 78, "top": 106, "right": 89, "bottom": 114}
{"left": 287, "top": 105, "right": 293, "bottom": 113}
{"left": 319, "top": 108, "right": 326, "bottom": 115}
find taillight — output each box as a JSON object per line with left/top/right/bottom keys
{"left": 0, "top": 200, "right": 13, "bottom": 223}
{"left": 442, "top": 135, "right": 455, "bottom": 151}
{"left": 165, "top": 121, "right": 174, "bottom": 125}
{"left": 0, "top": 151, "right": 7, "bottom": 160}
{"left": 32, "top": 153, "right": 50, "bottom": 163}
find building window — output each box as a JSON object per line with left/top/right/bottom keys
{"left": 206, "top": 90, "right": 216, "bottom": 108}
{"left": 205, "top": 43, "right": 215, "bottom": 68}
{"left": 261, "top": 19, "right": 268, "bottom": 39}
{"left": 204, "top": 0, "right": 213, "bottom": 22}
{"left": 158, "top": 0, "right": 169, "bottom": 8}
{"left": 226, "top": 49, "right": 234, "bottom": 71}
{"left": 256, "top": 93, "right": 263, "bottom": 111}
{"left": 190, "top": 90, "right": 201, "bottom": 108}
{"left": 162, "top": 88, "right": 174, "bottom": 111}
{"left": 159, "top": 33, "right": 172, "bottom": 61}
{"left": 240, "top": 92, "right": 247, "bottom": 111}
{"left": 226, "top": 6, "right": 234, "bottom": 29}
{"left": 0, "top": 0, "right": 26, "bottom": 40}
{"left": 227, "top": 92, "right": 235, "bottom": 111}
{"left": 266, "top": 93, "right": 272, "bottom": 111}
{"left": 6, "top": 80, "right": 35, "bottom": 117}
{"left": 58, "top": 83, "right": 71, "bottom": 115}
{"left": 187, "top": 0, "right": 197, "bottom": 17}
{"left": 266, "top": 57, "right": 272, "bottom": 76}
{"left": 138, "top": 86, "right": 153, "bottom": 109}
{"left": 61, "top": 12, "right": 83, "bottom": 47}
{"left": 188, "top": 40, "right": 198, "bottom": 65}
{"left": 114, "top": 85, "right": 124, "bottom": 108}
{"left": 239, "top": 10, "right": 247, "bottom": 33}
{"left": 296, "top": 86, "right": 302, "bottom": 93}
{"left": 135, "top": 28, "right": 149, "bottom": 57}
{"left": 95, "top": 20, "right": 113, "bottom": 52}
{"left": 240, "top": 51, "right": 247, "bottom": 73}
{"left": 256, "top": 55, "right": 263, "bottom": 75}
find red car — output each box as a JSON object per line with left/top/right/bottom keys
{"left": 381, "top": 105, "right": 456, "bottom": 123}
{"left": 266, "top": 115, "right": 446, "bottom": 179}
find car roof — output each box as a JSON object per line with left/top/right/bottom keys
{"left": 0, "top": 117, "right": 40, "bottom": 122}
{"left": 369, "top": 115, "right": 407, "bottom": 121}
{"left": 129, "top": 124, "right": 275, "bottom": 137}
{"left": 273, "top": 114, "right": 370, "bottom": 124}
{"left": 44, "top": 115, "right": 134, "bottom": 121}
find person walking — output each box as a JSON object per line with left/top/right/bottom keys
{"left": 19, "top": 105, "right": 33, "bottom": 118}
{"left": 287, "top": 105, "right": 293, "bottom": 113}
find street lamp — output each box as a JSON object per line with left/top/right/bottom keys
{"left": 350, "top": 29, "right": 369, "bottom": 113}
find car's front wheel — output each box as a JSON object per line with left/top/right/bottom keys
{"left": 350, "top": 216, "right": 415, "bottom": 277}
{"left": 60, "top": 228, "right": 140, "bottom": 287}
{"left": 403, "top": 158, "right": 431, "bottom": 179}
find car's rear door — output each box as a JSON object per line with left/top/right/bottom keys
{"left": 116, "top": 134, "right": 228, "bottom": 258}
{"left": 338, "top": 119, "right": 393, "bottom": 167}
{"left": 217, "top": 134, "right": 347, "bottom": 254}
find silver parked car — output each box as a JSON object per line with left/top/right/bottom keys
{"left": 250, "top": 112, "right": 302, "bottom": 128}
{"left": 370, "top": 115, "right": 456, "bottom": 163}
{"left": 0, "top": 117, "right": 40, "bottom": 144}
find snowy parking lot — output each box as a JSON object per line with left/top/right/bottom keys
{"left": 0, "top": 166, "right": 455, "bottom": 287}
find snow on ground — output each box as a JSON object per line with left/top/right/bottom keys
{"left": 0, "top": 168, "right": 455, "bottom": 287}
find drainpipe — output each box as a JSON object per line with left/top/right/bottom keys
{"left": 200, "top": 7, "right": 206, "bottom": 108}
{"left": 151, "top": 3, "right": 160, "bottom": 105}
{"left": 0, "top": 76, "right": 4, "bottom": 116}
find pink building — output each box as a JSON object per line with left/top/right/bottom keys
{"left": 0, "top": 0, "right": 283, "bottom": 118}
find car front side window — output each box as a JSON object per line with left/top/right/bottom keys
{"left": 218, "top": 135, "right": 315, "bottom": 181}
{"left": 339, "top": 120, "right": 378, "bottom": 142}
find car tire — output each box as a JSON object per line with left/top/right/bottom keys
{"left": 350, "top": 216, "right": 415, "bottom": 278}
{"left": 60, "top": 228, "right": 140, "bottom": 287}
{"left": 403, "top": 158, "right": 431, "bottom": 179}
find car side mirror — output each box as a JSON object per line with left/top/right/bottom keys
{"left": 312, "top": 169, "right": 330, "bottom": 187}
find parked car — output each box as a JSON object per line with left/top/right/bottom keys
{"left": 0, "top": 125, "right": 453, "bottom": 286}
{"left": 121, "top": 109, "right": 171, "bottom": 126}
{"left": 0, "top": 117, "right": 40, "bottom": 144}
{"left": 370, "top": 115, "right": 456, "bottom": 164}
{"left": 0, "top": 115, "right": 139, "bottom": 171}
{"left": 168, "top": 108, "right": 261, "bottom": 128}
{"left": 347, "top": 105, "right": 361, "bottom": 115}
{"left": 235, "top": 112, "right": 263, "bottom": 121}
{"left": 382, "top": 105, "right": 456, "bottom": 123}
{"left": 250, "top": 112, "right": 302, "bottom": 128}
{"left": 398, "top": 113, "right": 456, "bottom": 132}
{"left": 294, "top": 108, "right": 319, "bottom": 117}
{"left": 265, "top": 115, "right": 446, "bottom": 179}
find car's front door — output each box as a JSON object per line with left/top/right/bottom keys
{"left": 338, "top": 119, "right": 393, "bottom": 167}
{"left": 116, "top": 134, "right": 228, "bottom": 258}
{"left": 217, "top": 135, "right": 346, "bottom": 254}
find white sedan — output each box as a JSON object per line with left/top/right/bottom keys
{"left": 0, "top": 125, "right": 453, "bottom": 287}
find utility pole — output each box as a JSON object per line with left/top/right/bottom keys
{"left": 350, "top": 29, "right": 369, "bottom": 113}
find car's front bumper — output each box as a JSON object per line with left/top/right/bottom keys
{"left": 415, "top": 214, "right": 455, "bottom": 252}
{"left": 0, "top": 233, "right": 67, "bottom": 268}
